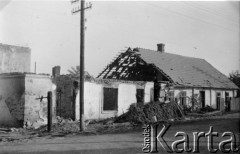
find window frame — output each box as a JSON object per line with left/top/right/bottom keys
{"left": 179, "top": 91, "right": 187, "bottom": 106}
{"left": 102, "top": 87, "right": 118, "bottom": 113}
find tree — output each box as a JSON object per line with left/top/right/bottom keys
{"left": 229, "top": 70, "right": 240, "bottom": 97}
{"left": 68, "top": 65, "right": 94, "bottom": 81}
{"left": 68, "top": 66, "right": 80, "bottom": 78}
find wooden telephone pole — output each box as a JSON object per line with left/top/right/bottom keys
{"left": 71, "top": 0, "right": 92, "bottom": 131}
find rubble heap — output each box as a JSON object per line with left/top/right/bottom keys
{"left": 115, "top": 101, "right": 185, "bottom": 124}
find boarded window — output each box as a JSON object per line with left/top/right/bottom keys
{"left": 103, "top": 88, "right": 118, "bottom": 111}
{"left": 180, "top": 91, "right": 187, "bottom": 106}
{"left": 136, "top": 89, "right": 144, "bottom": 106}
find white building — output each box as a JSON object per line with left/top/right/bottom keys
{"left": 98, "top": 44, "right": 239, "bottom": 112}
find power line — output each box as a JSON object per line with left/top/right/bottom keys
{"left": 145, "top": 2, "right": 239, "bottom": 33}
{"left": 183, "top": 2, "right": 239, "bottom": 26}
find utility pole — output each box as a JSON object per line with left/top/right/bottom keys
{"left": 36, "top": 91, "right": 52, "bottom": 132}
{"left": 71, "top": 0, "right": 92, "bottom": 131}
{"left": 34, "top": 61, "right": 36, "bottom": 73}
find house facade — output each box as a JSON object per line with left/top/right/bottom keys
{"left": 97, "top": 44, "right": 239, "bottom": 111}
{"left": 53, "top": 67, "right": 154, "bottom": 120}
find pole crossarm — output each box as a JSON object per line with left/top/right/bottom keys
{"left": 71, "top": 0, "right": 80, "bottom": 4}
{"left": 72, "top": 4, "right": 92, "bottom": 14}
{"left": 71, "top": 1, "right": 92, "bottom": 14}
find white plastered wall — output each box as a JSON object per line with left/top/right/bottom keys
{"left": 117, "top": 83, "right": 137, "bottom": 116}
{"left": 144, "top": 82, "right": 154, "bottom": 103}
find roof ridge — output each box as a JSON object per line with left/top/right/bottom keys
{"left": 135, "top": 47, "right": 203, "bottom": 60}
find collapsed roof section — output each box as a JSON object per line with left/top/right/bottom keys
{"left": 97, "top": 48, "right": 170, "bottom": 82}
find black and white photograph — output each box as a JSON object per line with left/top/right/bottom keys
{"left": 0, "top": 0, "right": 239, "bottom": 153}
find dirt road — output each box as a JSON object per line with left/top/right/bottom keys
{"left": 0, "top": 113, "right": 239, "bottom": 154}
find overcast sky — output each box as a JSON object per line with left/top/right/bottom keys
{"left": 0, "top": 0, "right": 239, "bottom": 77}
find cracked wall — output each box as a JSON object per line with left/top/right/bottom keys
{"left": 24, "top": 74, "right": 56, "bottom": 128}
{"left": 0, "top": 73, "right": 56, "bottom": 128}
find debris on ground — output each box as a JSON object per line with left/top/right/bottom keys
{"left": 115, "top": 101, "right": 185, "bottom": 124}
{"left": 186, "top": 110, "right": 223, "bottom": 118}
{"left": 0, "top": 128, "right": 11, "bottom": 133}
{"left": 35, "top": 116, "right": 80, "bottom": 135}
{"left": 200, "top": 105, "right": 215, "bottom": 113}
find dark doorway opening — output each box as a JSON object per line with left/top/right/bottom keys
{"left": 225, "top": 92, "right": 231, "bottom": 112}
{"left": 136, "top": 89, "right": 144, "bottom": 106}
{"left": 216, "top": 92, "right": 221, "bottom": 110}
{"left": 154, "top": 81, "right": 160, "bottom": 101}
{"left": 200, "top": 91, "right": 205, "bottom": 108}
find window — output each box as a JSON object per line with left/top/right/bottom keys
{"left": 168, "top": 91, "right": 175, "bottom": 102}
{"left": 103, "top": 88, "right": 118, "bottom": 111}
{"left": 180, "top": 91, "right": 186, "bottom": 106}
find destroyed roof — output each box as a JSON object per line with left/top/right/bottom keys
{"left": 135, "top": 48, "right": 238, "bottom": 89}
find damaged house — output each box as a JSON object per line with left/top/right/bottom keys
{"left": 97, "top": 44, "right": 239, "bottom": 112}
{"left": 0, "top": 43, "right": 56, "bottom": 128}
{"left": 53, "top": 66, "right": 153, "bottom": 121}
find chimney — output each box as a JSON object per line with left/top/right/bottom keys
{"left": 157, "top": 43, "right": 165, "bottom": 53}
{"left": 52, "top": 66, "right": 61, "bottom": 78}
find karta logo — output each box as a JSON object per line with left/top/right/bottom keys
{"left": 142, "top": 124, "right": 240, "bottom": 153}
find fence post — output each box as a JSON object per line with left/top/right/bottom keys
{"left": 47, "top": 91, "right": 52, "bottom": 132}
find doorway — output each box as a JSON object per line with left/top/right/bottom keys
{"left": 216, "top": 92, "right": 221, "bottom": 110}
{"left": 200, "top": 91, "right": 205, "bottom": 108}
{"left": 225, "top": 92, "right": 231, "bottom": 112}
{"left": 136, "top": 89, "right": 144, "bottom": 106}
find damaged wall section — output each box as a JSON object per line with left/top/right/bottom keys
{"left": 0, "top": 43, "right": 31, "bottom": 73}
{"left": 0, "top": 73, "right": 56, "bottom": 128}
{"left": 75, "top": 80, "right": 154, "bottom": 120}
{"left": 54, "top": 75, "right": 76, "bottom": 120}
{"left": 54, "top": 73, "right": 154, "bottom": 120}
{"left": 24, "top": 73, "right": 56, "bottom": 128}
